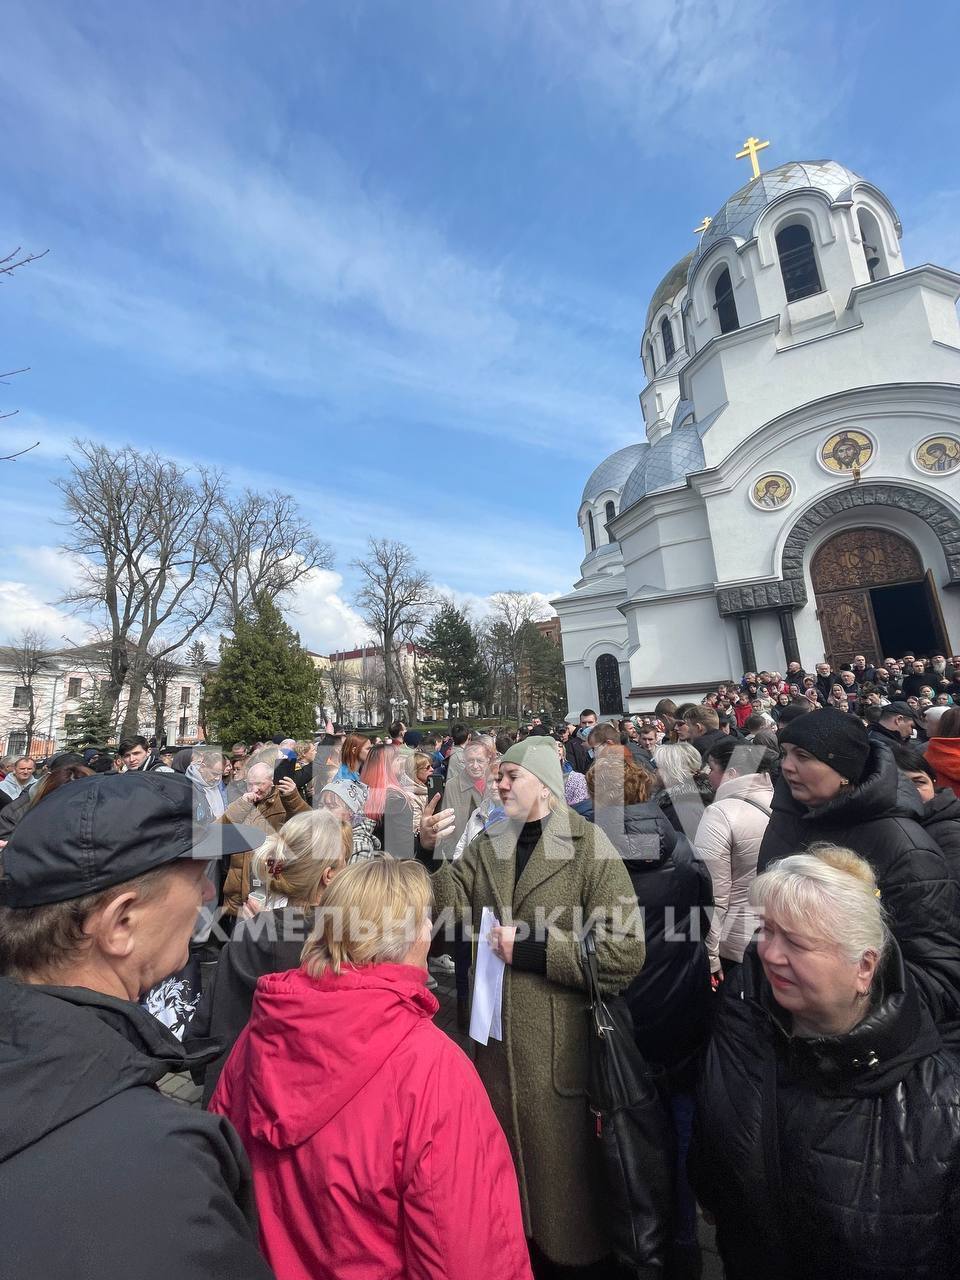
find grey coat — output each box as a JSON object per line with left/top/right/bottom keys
{"left": 431, "top": 805, "right": 645, "bottom": 1267}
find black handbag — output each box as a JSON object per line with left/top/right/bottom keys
{"left": 579, "top": 930, "right": 675, "bottom": 1277}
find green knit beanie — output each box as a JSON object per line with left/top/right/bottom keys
{"left": 500, "top": 738, "right": 565, "bottom": 800}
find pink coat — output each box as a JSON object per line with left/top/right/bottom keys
{"left": 210, "top": 963, "right": 532, "bottom": 1280}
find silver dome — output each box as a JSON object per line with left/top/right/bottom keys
{"left": 580, "top": 443, "right": 649, "bottom": 507}
{"left": 620, "top": 424, "right": 705, "bottom": 509}
{"left": 689, "top": 159, "right": 868, "bottom": 284}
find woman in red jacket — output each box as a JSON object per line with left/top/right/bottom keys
{"left": 210, "top": 857, "right": 532, "bottom": 1280}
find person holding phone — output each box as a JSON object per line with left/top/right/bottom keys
{"left": 220, "top": 760, "right": 309, "bottom": 918}
{"left": 404, "top": 752, "right": 436, "bottom": 836}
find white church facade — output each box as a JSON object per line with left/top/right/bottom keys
{"left": 553, "top": 153, "right": 960, "bottom": 713}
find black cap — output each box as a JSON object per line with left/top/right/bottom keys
{"left": 883, "top": 700, "right": 922, "bottom": 727}
{"left": 1, "top": 772, "right": 265, "bottom": 909}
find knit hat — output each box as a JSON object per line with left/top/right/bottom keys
{"left": 500, "top": 738, "right": 565, "bottom": 800}
{"left": 778, "top": 707, "right": 870, "bottom": 784}
{"left": 402, "top": 730, "right": 423, "bottom": 748}
{"left": 320, "top": 777, "right": 368, "bottom": 815}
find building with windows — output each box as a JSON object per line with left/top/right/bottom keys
{"left": 553, "top": 154, "right": 960, "bottom": 712}
{"left": 0, "top": 642, "right": 204, "bottom": 756}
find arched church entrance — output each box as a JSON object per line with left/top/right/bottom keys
{"left": 811, "top": 527, "right": 950, "bottom": 664}
{"left": 595, "top": 653, "right": 623, "bottom": 715}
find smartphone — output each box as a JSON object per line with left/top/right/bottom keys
{"left": 273, "top": 758, "right": 297, "bottom": 785}
{"left": 426, "top": 774, "right": 445, "bottom": 806}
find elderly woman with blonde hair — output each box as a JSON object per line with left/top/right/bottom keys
{"left": 694, "top": 844, "right": 960, "bottom": 1279}
{"left": 211, "top": 856, "right": 532, "bottom": 1280}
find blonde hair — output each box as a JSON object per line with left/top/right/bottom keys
{"left": 653, "top": 742, "right": 702, "bottom": 788}
{"left": 301, "top": 856, "right": 432, "bottom": 977}
{"left": 405, "top": 751, "right": 433, "bottom": 784}
{"left": 751, "top": 843, "right": 890, "bottom": 965}
{"left": 252, "top": 810, "right": 350, "bottom": 905}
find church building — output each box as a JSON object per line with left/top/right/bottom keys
{"left": 553, "top": 145, "right": 960, "bottom": 713}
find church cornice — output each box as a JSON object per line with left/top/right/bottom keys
{"left": 844, "top": 263, "right": 960, "bottom": 316}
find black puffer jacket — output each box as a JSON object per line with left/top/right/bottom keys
{"left": 758, "top": 741, "right": 960, "bottom": 1022}
{"left": 595, "top": 799, "right": 713, "bottom": 1078}
{"left": 0, "top": 979, "right": 271, "bottom": 1280}
{"left": 693, "top": 944, "right": 960, "bottom": 1280}
{"left": 919, "top": 787, "right": 960, "bottom": 878}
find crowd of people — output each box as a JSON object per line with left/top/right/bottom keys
{"left": 3, "top": 652, "right": 960, "bottom": 1278}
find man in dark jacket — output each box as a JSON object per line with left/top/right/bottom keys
{"left": 119, "top": 735, "right": 174, "bottom": 774}
{"left": 565, "top": 707, "right": 597, "bottom": 774}
{"left": 0, "top": 772, "right": 271, "bottom": 1280}
{"left": 869, "top": 701, "right": 921, "bottom": 746}
{"left": 683, "top": 705, "right": 727, "bottom": 762}
{"left": 758, "top": 712, "right": 960, "bottom": 1024}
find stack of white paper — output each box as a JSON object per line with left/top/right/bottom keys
{"left": 469, "top": 906, "right": 505, "bottom": 1046}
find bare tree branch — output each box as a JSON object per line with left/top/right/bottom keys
{"left": 352, "top": 540, "right": 433, "bottom": 723}
{"left": 212, "top": 489, "right": 334, "bottom": 626}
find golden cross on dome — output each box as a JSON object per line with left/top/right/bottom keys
{"left": 693, "top": 215, "right": 712, "bottom": 235}
{"left": 735, "top": 135, "right": 771, "bottom": 179}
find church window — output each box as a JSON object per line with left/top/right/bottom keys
{"left": 595, "top": 653, "right": 622, "bottom": 715}
{"left": 857, "top": 209, "right": 888, "bottom": 281}
{"left": 776, "top": 223, "right": 822, "bottom": 302}
{"left": 713, "top": 268, "right": 739, "bottom": 334}
{"left": 646, "top": 341, "right": 656, "bottom": 379}
{"left": 604, "top": 500, "right": 616, "bottom": 542}
{"left": 587, "top": 510, "right": 596, "bottom": 551}
{"left": 660, "top": 317, "right": 676, "bottom": 363}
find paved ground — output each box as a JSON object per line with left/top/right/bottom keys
{"left": 159, "top": 960, "right": 722, "bottom": 1277}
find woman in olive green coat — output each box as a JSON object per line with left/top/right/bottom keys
{"left": 421, "top": 737, "right": 645, "bottom": 1271}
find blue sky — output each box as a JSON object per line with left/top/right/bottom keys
{"left": 1, "top": 0, "right": 958, "bottom": 652}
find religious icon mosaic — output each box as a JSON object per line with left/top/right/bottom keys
{"left": 914, "top": 435, "right": 960, "bottom": 475}
{"left": 750, "top": 473, "right": 794, "bottom": 510}
{"left": 818, "top": 429, "right": 874, "bottom": 474}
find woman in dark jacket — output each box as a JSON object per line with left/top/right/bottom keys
{"left": 888, "top": 742, "right": 960, "bottom": 876}
{"left": 588, "top": 750, "right": 713, "bottom": 1072}
{"left": 588, "top": 751, "right": 713, "bottom": 1280}
{"left": 188, "top": 809, "right": 349, "bottom": 1104}
{"left": 758, "top": 708, "right": 960, "bottom": 1023}
{"left": 695, "top": 845, "right": 960, "bottom": 1280}
{"left": 0, "top": 757, "right": 92, "bottom": 838}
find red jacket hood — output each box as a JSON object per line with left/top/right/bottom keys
{"left": 236, "top": 963, "right": 438, "bottom": 1150}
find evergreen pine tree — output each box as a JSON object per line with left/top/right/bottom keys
{"left": 420, "top": 604, "right": 486, "bottom": 724}
{"left": 204, "top": 594, "right": 321, "bottom": 744}
{"left": 64, "top": 691, "right": 115, "bottom": 750}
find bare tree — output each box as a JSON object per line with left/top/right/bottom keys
{"left": 212, "top": 490, "right": 334, "bottom": 626}
{"left": 325, "top": 654, "right": 350, "bottom": 724}
{"left": 352, "top": 540, "right": 433, "bottom": 723}
{"left": 1, "top": 246, "right": 48, "bottom": 440}
{"left": 57, "top": 441, "right": 227, "bottom": 739}
{"left": 356, "top": 649, "right": 381, "bottom": 725}
{"left": 7, "top": 628, "right": 51, "bottom": 751}
{"left": 490, "top": 591, "right": 548, "bottom": 724}
{"left": 142, "top": 647, "right": 179, "bottom": 745}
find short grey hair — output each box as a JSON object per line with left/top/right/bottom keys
{"left": 750, "top": 843, "right": 890, "bottom": 966}
{"left": 652, "top": 742, "right": 702, "bottom": 789}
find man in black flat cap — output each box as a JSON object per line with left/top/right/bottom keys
{"left": 0, "top": 772, "right": 273, "bottom": 1280}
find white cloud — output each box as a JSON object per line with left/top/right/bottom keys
{"left": 284, "top": 569, "right": 370, "bottom": 655}
{"left": 488, "top": 0, "right": 851, "bottom": 145}
{"left": 0, "top": 579, "right": 87, "bottom": 643}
